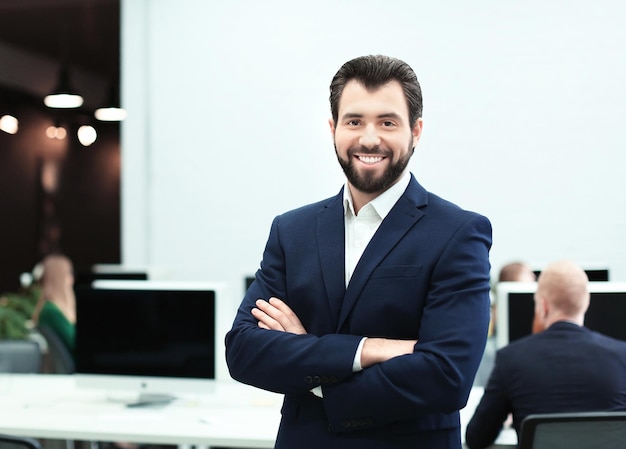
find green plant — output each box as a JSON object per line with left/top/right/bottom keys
{"left": 0, "top": 287, "right": 40, "bottom": 340}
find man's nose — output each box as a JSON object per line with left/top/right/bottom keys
{"left": 359, "top": 124, "right": 381, "bottom": 148}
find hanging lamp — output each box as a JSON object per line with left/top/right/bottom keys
{"left": 44, "top": 65, "right": 84, "bottom": 109}
{"left": 95, "top": 84, "right": 127, "bottom": 121}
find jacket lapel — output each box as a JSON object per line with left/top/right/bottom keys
{"left": 317, "top": 191, "right": 347, "bottom": 326}
{"left": 336, "top": 176, "right": 427, "bottom": 331}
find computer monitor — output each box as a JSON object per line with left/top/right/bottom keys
{"left": 495, "top": 281, "right": 626, "bottom": 348}
{"left": 245, "top": 275, "right": 255, "bottom": 290}
{"left": 74, "top": 265, "right": 149, "bottom": 287}
{"left": 75, "top": 280, "right": 226, "bottom": 404}
{"left": 532, "top": 268, "right": 610, "bottom": 282}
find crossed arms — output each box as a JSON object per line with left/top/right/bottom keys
{"left": 225, "top": 209, "right": 492, "bottom": 432}
{"left": 253, "top": 296, "right": 416, "bottom": 368}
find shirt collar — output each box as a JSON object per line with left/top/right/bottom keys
{"left": 343, "top": 171, "right": 411, "bottom": 219}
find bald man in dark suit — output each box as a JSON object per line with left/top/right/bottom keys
{"left": 465, "top": 260, "right": 626, "bottom": 449}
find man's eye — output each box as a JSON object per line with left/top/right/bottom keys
{"left": 347, "top": 120, "right": 360, "bottom": 126}
{"left": 382, "top": 121, "right": 395, "bottom": 127}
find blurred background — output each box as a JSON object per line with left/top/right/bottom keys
{"left": 0, "top": 0, "right": 122, "bottom": 292}
{"left": 2, "top": 0, "right": 626, "bottom": 308}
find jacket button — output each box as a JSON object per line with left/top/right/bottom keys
{"left": 313, "top": 376, "right": 321, "bottom": 384}
{"left": 304, "top": 376, "right": 313, "bottom": 384}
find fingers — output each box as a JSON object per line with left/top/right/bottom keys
{"left": 266, "top": 297, "right": 298, "bottom": 322}
{"left": 252, "top": 297, "right": 307, "bottom": 334}
{"left": 254, "top": 297, "right": 291, "bottom": 331}
{"left": 267, "top": 297, "right": 307, "bottom": 334}
{"left": 251, "top": 304, "right": 281, "bottom": 331}
{"left": 254, "top": 314, "right": 272, "bottom": 330}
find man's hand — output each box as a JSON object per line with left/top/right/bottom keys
{"left": 252, "top": 297, "right": 307, "bottom": 335}
{"left": 360, "top": 337, "right": 417, "bottom": 368}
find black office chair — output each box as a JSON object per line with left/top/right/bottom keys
{"left": 37, "top": 325, "right": 75, "bottom": 374}
{"left": 0, "top": 434, "right": 42, "bottom": 449}
{"left": 519, "top": 411, "right": 626, "bottom": 449}
{"left": 0, "top": 340, "right": 42, "bottom": 373}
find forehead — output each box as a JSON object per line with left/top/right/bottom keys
{"left": 338, "top": 79, "right": 409, "bottom": 119}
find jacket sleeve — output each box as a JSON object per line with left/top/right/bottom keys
{"left": 225, "top": 215, "right": 363, "bottom": 395}
{"left": 465, "top": 350, "right": 511, "bottom": 449}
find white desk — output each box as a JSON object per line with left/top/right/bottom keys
{"left": 0, "top": 374, "right": 516, "bottom": 448}
{"left": 0, "top": 374, "right": 281, "bottom": 448}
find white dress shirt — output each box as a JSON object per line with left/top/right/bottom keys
{"left": 343, "top": 171, "right": 411, "bottom": 285}
{"left": 343, "top": 171, "right": 411, "bottom": 371}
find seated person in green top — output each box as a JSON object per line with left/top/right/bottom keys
{"left": 32, "top": 254, "right": 76, "bottom": 357}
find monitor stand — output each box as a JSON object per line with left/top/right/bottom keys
{"left": 105, "top": 391, "right": 176, "bottom": 408}
{"left": 126, "top": 392, "right": 176, "bottom": 408}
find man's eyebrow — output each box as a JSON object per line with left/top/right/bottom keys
{"left": 377, "top": 112, "right": 403, "bottom": 121}
{"left": 340, "top": 112, "right": 363, "bottom": 120}
{"left": 340, "top": 112, "right": 403, "bottom": 120}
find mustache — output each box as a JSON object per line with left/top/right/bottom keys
{"left": 347, "top": 145, "right": 392, "bottom": 157}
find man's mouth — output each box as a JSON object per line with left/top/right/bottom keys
{"left": 356, "top": 155, "right": 385, "bottom": 165}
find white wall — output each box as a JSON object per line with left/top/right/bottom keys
{"left": 121, "top": 0, "right": 626, "bottom": 320}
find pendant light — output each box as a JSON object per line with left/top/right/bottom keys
{"left": 77, "top": 124, "right": 98, "bottom": 146}
{"left": 95, "top": 83, "right": 127, "bottom": 121}
{"left": 1, "top": 101, "right": 19, "bottom": 134}
{"left": 0, "top": 114, "right": 19, "bottom": 134}
{"left": 44, "top": 65, "right": 84, "bottom": 109}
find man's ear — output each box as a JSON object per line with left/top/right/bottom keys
{"left": 328, "top": 118, "right": 336, "bottom": 135}
{"left": 541, "top": 298, "right": 550, "bottom": 320}
{"left": 532, "top": 295, "right": 547, "bottom": 333}
{"left": 412, "top": 117, "right": 423, "bottom": 143}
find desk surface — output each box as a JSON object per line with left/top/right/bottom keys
{"left": 0, "top": 374, "right": 281, "bottom": 448}
{"left": 0, "top": 374, "right": 516, "bottom": 448}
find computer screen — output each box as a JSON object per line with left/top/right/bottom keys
{"left": 532, "top": 268, "right": 609, "bottom": 282}
{"left": 495, "top": 281, "right": 626, "bottom": 348}
{"left": 75, "top": 280, "right": 220, "bottom": 403}
{"left": 74, "top": 265, "right": 149, "bottom": 287}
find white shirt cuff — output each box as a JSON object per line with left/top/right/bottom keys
{"left": 352, "top": 337, "right": 367, "bottom": 372}
{"left": 311, "top": 386, "right": 323, "bottom": 397}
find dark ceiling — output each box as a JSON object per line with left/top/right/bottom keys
{"left": 0, "top": 0, "right": 120, "bottom": 87}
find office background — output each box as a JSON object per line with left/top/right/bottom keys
{"left": 0, "top": 2, "right": 623, "bottom": 445}
{"left": 1, "top": 0, "right": 625, "bottom": 318}
{"left": 122, "top": 0, "right": 626, "bottom": 312}
{"left": 0, "top": 0, "right": 121, "bottom": 291}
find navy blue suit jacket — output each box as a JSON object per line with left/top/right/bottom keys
{"left": 225, "top": 174, "right": 492, "bottom": 449}
{"left": 465, "top": 321, "right": 626, "bottom": 449}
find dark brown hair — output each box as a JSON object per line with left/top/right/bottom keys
{"left": 329, "top": 55, "right": 423, "bottom": 127}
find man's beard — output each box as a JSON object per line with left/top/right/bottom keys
{"left": 335, "top": 139, "right": 414, "bottom": 194}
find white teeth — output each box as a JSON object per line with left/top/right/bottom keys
{"left": 358, "top": 156, "right": 383, "bottom": 164}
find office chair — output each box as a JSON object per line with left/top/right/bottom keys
{"left": 0, "top": 340, "right": 42, "bottom": 373}
{"left": 37, "top": 325, "right": 75, "bottom": 374}
{"left": 0, "top": 434, "right": 42, "bottom": 449}
{"left": 519, "top": 411, "right": 626, "bottom": 449}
